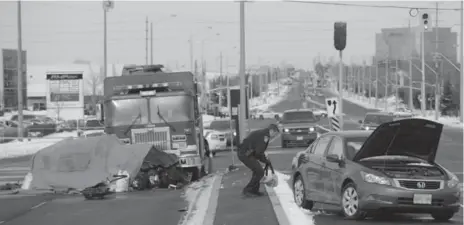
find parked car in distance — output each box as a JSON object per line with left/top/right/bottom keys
{"left": 292, "top": 119, "right": 460, "bottom": 221}
{"left": 392, "top": 107, "right": 415, "bottom": 118}
{"left": 255, "top": 109, "right": 281, "bottom": 120}
{"left": 309, "top": 107, "right": 327, "bottom": 118}
{"left": 0, "top": 122, "right": 29, "bottom": 143}
{"left": 279, "top": 109, "right": 320, "bottom": 148}
{"left": 204, "top": 119, "right": 237, "bottom": 156}
{"left": 358, "top": 112, "right": 394, "bottom": 131}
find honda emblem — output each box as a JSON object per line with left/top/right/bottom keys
{"left": 416, "top": 182, "right": 426, "bottom": 189}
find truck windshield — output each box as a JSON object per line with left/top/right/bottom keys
{"left": 149, "top": 95, "right": 193, "bottom": 123}
{"left": 107, "top": 98, "right": 149, "bottom": 126}
{"left": 282, "top": 111, "right": 317, "bottom": 122}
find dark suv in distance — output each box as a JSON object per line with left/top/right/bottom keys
{"left": 358, "top": 112, "right": 394, "bottom": 131}
{"left": 279, "top": 109, "right": 320, "bottom": 148}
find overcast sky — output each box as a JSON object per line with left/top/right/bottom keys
{"left": 0, "top": 1, "right": 461, "bottom": 72}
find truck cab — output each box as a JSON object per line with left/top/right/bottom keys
{"left": 98, "top": 65, "right": 206, "bottom": 179}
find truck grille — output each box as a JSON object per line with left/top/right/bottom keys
{"left": 131, "top": 127, "right": 171, "bottom": 150}
{"left": 288, "top": 128, "right": 309, "bottom": 134}
{"left": 396, "top": 179, "right": 442, "bottom": 190}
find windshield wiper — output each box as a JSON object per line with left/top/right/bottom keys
{"left": 157, "top": 105, "right": 176, "bottom": 132}
{"left": 123, "top": 109, "right": 142, "bottom": 136}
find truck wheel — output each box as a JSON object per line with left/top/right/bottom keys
{"left": 191, "top": 167, "right": 201, "bottom": 182}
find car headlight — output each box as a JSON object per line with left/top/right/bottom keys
{"left": 361, "top": 171, "right": 391, "bottom": 186}
{"left": 284, "top": 128, "right": 289, "bottom": 133}
{"left": 210, "top": 134, "right": 219, "bottom": 140}
{"left": 364, "top": 127, "right": 370, "bottom": 130}
{"left": 309, "top": 127, "right": 315, "bottom": 132}
{"left": 447, "top": 173, "right": 459, "bottom": 188}
{"left": 233, "top": 131, "right": 237, "bottom": 136}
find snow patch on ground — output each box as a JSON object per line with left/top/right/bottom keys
{"left": 271, "top": 172, "right": 315, "bottom": 225}
{"left": 0, "top": 131, "right": 78, "bottom": 160}
{"left": 180, "top": 174, "right": 218, "bottom": 225}
{"left": 329, "top": 88, "right": 463, "bottom": 129}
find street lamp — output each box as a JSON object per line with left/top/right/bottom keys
{"left": 102, "top": 0, "right": 114, "bottom": 79}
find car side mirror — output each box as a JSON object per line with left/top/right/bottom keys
{"left": 326, "top": 154, "right": 341, "bottom": 163}
{"left": 358, "top": 120, "right": 363, "bottom": 124}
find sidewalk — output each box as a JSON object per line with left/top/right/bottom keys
{"left": 213, "top": 167, "right": 279, "bottom": 225}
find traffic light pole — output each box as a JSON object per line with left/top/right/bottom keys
{"left": 338, "top": 50, "right": 344, "bottom": 130}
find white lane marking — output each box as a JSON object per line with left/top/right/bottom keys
{"left": 0, "top": 221, "right": 4, "bottom": 224}
{"left": 203, "top": 174, "right": 223, "bottom": 225}
{"left": 265, "top": 172, "right": 315, "bottom": 225}
{"left": 30, "top": 201, "right": 46, "bottom": 209}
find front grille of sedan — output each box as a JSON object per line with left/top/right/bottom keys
{"left": 397, "top": 197, "right": 444, "bottom": 206}
{"left": 395, "top": 179, "right": 443, "bottom": 190}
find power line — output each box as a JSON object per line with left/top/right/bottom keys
{"left": 285, "top": 1, "right": 461, "bottom": 11}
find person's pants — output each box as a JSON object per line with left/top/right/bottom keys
{"left": 237, "top": 153, "right": 264, "bottom": 193}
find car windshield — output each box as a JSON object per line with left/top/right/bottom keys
{"left": 363, "top": 114, "right": 393, "bottom": 124}
{"left": 11, "top": 115, "right": 37, "bottom": 121}
{"left": 149, "top": 95, "right": 193, "bottom": 123}
{"left": 282, "top": 111, "right": 317, "bottom": 122}
{"left": 107, "top": 98, "right": 150, "bottom": 127}
{"left": 345, "top": 136, "right": 369, "bottom": 160}
{"left": 209, "top": 120, "right": 235, "bottom": 130}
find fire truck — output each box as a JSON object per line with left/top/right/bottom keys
{"left": 98, "top": 65, "right": 206, "bottom": 180}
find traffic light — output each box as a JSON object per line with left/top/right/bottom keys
{"left": 422, "top": 13, "right": 429, "bottom": 30}
{"left": 334, "top": 22, "right": 347, "bottom": 51}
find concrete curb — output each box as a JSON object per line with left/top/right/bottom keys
{"left": 203, "top": 173, "right": 224, "bottom": 225}
{"left": 265, "top": 184, "right": 291, "bottom": 225}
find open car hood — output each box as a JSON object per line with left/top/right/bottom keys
{"left": 352, "top": 118, "right": 443, "bottom": 163}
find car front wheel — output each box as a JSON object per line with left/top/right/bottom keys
{"left": 341, "top": 182, "right": 367, "bottom": 220}
{"left": 431, "top": 210, "right": 455, "bottom": 221}
{"left": 293, "top": 175, "right": 313, "bottom": 210}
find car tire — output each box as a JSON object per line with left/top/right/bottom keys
{"left": 431, "top": 210, "right": 455, "bottom": 221}
{"left": 341, "top": 182, "right": 367, "bottom": 220}
{"left": 259, "top": 115, "right": 264, "bottom": 120}
{"left": 293, "top": 175, "right": 313, "bottom": 210}
{"left": 281, "top": 140, "right": 287, "bottom": 148}
{"left": 212, "top": 152, "right": 216, "bottom": 157}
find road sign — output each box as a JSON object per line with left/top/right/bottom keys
{"left": 325, "top": 97, "right": 340, "bottom": 118}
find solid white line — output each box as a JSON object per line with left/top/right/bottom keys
{"left": 203, "top": 174, "right": 223, "bottom": 225}
{"left": 0, "top": 221, "right": 4, "bottom": 224}
{"left": 265, "top": 185, "right": 291, "bottom": 225}
{"left": 30, "top": 201, "right": 46, "bottom": 209}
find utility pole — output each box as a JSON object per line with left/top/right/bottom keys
{"left": 375, "top": 58, "right": 379, "bottom": 108}
{"left": 420, "top": 18, "right": 426, "bottom": 116}
{"left": 238, "top": 1, "right": 247, "bottom": 143}
{"left": 145, "top": 17, "right": 148, "bottom": 65}
{"left": 460, "top": 0, "right": 464, "bottom": 123}
{"left": 434, "top": 2, "right": 440, "bottom": 120}
{"left": 16, "top": 0, "right": 23, "bottom": 140}
{"left": 395, "top": 59, "right": 399, "bottom": 110}
{"left": 385, "top": 57, "right": 389, "bottom": 112}
{"left": 102, "top": 0, "right": 114, "bottom": 79}
{"left": 368, "top": 64, "right": 372, "bottom": 104}
{"left": 150, "top": 22, "right": 153, "bottom": 65}
{"left": 408, "top": 19, "right": 414, "bottom": 110}
{"left": 189, "top": 35, "right": 194, "bottom": 72}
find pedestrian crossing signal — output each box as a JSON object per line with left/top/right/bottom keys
{"left": 334, "top": 22, "right": 347, "bottom": 51}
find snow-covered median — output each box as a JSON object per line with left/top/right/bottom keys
{"left": 0, "top": 131, "right": 78, "bottom": 160}
{"left": 329, "top": 88, "right": 463, "bottom": 129}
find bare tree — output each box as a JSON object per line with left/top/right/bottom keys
{"left": 73, "top": 60, "right": 103, "bottom": 114}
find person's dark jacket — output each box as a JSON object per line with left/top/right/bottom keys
{"left": 238, "top": 128, "right": 271, "bottom": 164}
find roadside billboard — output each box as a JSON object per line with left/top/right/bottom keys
{"left": 1, "top": 49, "right": 27, "bottom": 110}
{"left": 46, "top": 72, "right": 84, "bottom": 120}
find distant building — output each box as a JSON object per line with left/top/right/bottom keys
{"left": 374, "top": 26, "right": 460, "bottom": 105}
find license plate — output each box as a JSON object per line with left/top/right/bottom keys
{"left": 413, "top": 194, "right": 432, "bottom": 205}
{"left": 297, "top": 136, "right": 303, "bottom": 140}
{"left": 219, "top": 138, "right": 225, "bottom": 141}
{"left": 173, "top": 142, "right": 187, "bottom": 149}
